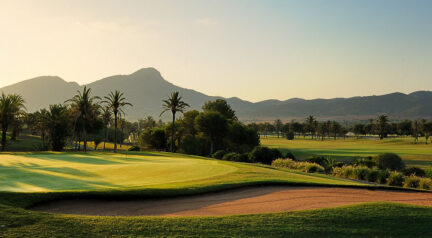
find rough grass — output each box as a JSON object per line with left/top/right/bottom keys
{"left": 262, "top": 137, "right": 432, "bottom": 168}
{"left": 0, "top": 202, "right": 431, "bottom": 237}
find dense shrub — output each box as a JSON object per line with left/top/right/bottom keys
{"left": 427, "top": 167, "right": 432, "bottom": 179}
{"left": 419, "top": 177, "right": 432, "bottom": 190}
{"left": 353, "top": 157, "right": 376, "bottom": 168}
{"left": 376, "top": 169, "right": 390, "bottom": 184}
{"left": 249, "top": 146, "right": 276, "bottom": 164}
{"left": 180, "top": 135, "right": 209, "bottom": 156}
{"left": 212, "top": 150, "right": 226, "bottom": 160}
{"left": 139, "top": 128, "right": 166, "bottom": 150}
{"left": 272, "top": 158, "right": 324, "bottom": 173}
{"left": 365, "top": 168, "right": 380, "bottom": 182}
{"left": 387, "top": 172, "right": 404, "bottom": 186}
{"left": 222, "top": 152, "right": 240, "bottom": 161}
{"left": 238, "top": 153, "right": 251, "bottom": 162}
{"left": 306, "top": 156, "right": 328, "bottom": 167}
{"left": 402, "top": 167, "right": 426, "bottom": 177}
{"left": 374, "top": 153, "right": 405, "bottom": 171}
{"left": 128, "top": 145, "right": 140, "bottom": 151}
{"left": 284, "top": 151, "right": 296, "bottom": 160}
{"left": 286, "top": 131, "right": 295, "bottom": 140}
{"left": 270, "top": 148, "right": 283, "bottom": 160}
{"left": 403, "top": 175, "right": 420, "bottom": 188}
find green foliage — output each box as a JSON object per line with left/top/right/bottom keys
{"left": 365, "top": 168, "right": 380, "bottom": 182}
{"left": 45, "top": 104, "right": 72, "bottom": 151}
{"left": 387, "top": 172, "right": 404, "bottom": 186}
{"left": 202, "top": 99, "right": 237, "bottom": 120}
{"left": 374, "top": 153, "right": 405, "bottom": 171}
{"left": 402, "top": 167, "right": 426, "bottom": 177}
{"left": 353, "top": 157, "right": 376, "bottom": 168}
{"left": 272, "top": 158, "right": 324, "bottom": 173}
{"left": 180, "top": 135, "right": 208, "bottom": 156}
{"left": 139, "top": 128, "right": 167, "bottom": 150}
{"left": 107, "top": 128, "right": 125, "bottom": 144}
{"left": 195, "top": 111, "right": 228, "bottom": 154}
{"left": 403, "top": 175, "right": 421, "bottom": 188}
{"left": 225, "top": 121, "right": 260, "bottom": 153}
{"left": 212, "top": 150, "right": 226, "bottom": 159}
{"left": 222, "top": 152, "right": 240, "bottom": 161}
{"left": 286, "top": 131, "right": 295, "bottom": 140}
{"left": 376, "top": 170, "right": 390, "bottom": 184}
{"left": 249, "top": 146, "right": 277, "bottom": 164}
{"left": 426, "top": 167, "right": 432, "bottom": 179}
{"left": 284, "top": 151, "right": 296, "bottom": 160}
{"left": 418, "top": 177, "right": 432, "bottom": 190}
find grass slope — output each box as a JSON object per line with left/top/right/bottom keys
{"left": 262, "top": 137, "right": 432, "bottom": 168}
{"left": 0, "top": 151, "right": 361, "bottom": 193}
{"left": 0, "top": 203, "right": 431, "bottom": 237}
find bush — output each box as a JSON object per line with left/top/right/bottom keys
{"left": 272, "top": 158, "right": 324, "bottom": 173}
{"left": 286, "top": 131, "right": 295, "bottom": 140}
{"left": 284, "top": 151, "right": 296, "bottom": 160}
{"left": 222, "top": 152, "right": 240, "bottom": 161}
{"left": 403, "top": 175, "right": 420, "bottom": 189}
{"left": 418, "top": 177, "right": 432, "bottom": 190}
{"left": 270, "top": 148, "right": 283, "bottom": 160}
{"left": 365, "top": 168, "right": 380, "bottom": 182}
{"left": 249, "top": 146, "right": 276, "bottom": 164}
{"left": 402, "top": 167, "right": 426, "bottom": 177}
{"left": 353, "top": 157, "right": 376, "bottom": 168}
{"left": 212, "top": 150, "right": 226, "bottom": 160}
{"left": 427, "top": 167, "right": 432, "bottom": 179}
{"left": 374, "top": 153, "right": 405, "bottom": 171}
{"left": 238, "top": 153, "right": 251, "bottom": 162}
{"left": 387, "top": 172, "right": 404, "bottom": 186}
{"left": 376, "top": 169, "right": 390, "bottom": 184}
{"left": 306, "top": 156, "right": 328, "bottom": 167}
{"left": 128, "top": 145, "right": 140, "bottom": 151}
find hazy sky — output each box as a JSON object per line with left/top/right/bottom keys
{"left": 0, "top": 0, "right": 431, "bottom": 102}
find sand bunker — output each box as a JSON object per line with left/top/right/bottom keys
{"left": 30, "top": 186, "right": 432, "bottom": 216}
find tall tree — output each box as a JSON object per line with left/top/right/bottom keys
{"left": 102, "top": 90, "right": 132, "bottom": 153}
{"left": 195, "top": 111, "right": 228, "bottom": 154}
{"left": 376, "top": 114, "right": 389, "bottom": 140}
{"left": 101, "top": 106, "right": 112, "bottom": 150}
{"left": 67, "top": 86, "right": 100, "bottom": 152}
{"left": 160, "top": 92, "right": 189, "bottom": 152}
{"left": 0, "top": 93, "right": 26, "bottom": 150}
{"left": 305, "top": 115, "right": 316, "bottom": 139}
{"left": 45, "top": 104, "right": 72, "bottom": 151}
{"left": 274, "top": 119, "right": 283, "bottom": 138}
{"left": 202, "top": 99, "right": 237, "bottom": 121}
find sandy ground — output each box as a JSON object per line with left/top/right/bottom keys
{"left": 30, "top": 186, "right": 432, "bottom": 217}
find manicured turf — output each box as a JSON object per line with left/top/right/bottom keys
{"left": 1, "top": 202, "right": 431, "bottom": 237}
{"left": 0, "top": 151, "right": 360, "bottom": 192}
{"left": 1, "top": 151, "right": 430, "bottom": 237}
{"left": 262, "top": 137, "right": 432, "bottom": 168}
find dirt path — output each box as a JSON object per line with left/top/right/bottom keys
{"left": 30, "top": 186, "right": 432, "bottom": 217}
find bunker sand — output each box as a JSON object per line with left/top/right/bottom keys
{"left": 31, "top": 186, "right": 432, "bottom": 216}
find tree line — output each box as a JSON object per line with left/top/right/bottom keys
{"left": 0, "top": 90, "right": 260, "bottom": 155}
{"left": 251, "top": 115, "right": 432, "bottom": 143}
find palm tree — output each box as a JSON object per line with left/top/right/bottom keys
{"left": 102, "top": 90, "right": 132, "bottom": 153}
{"left": 101, "top": 106, "right": 112, "bottom": 150}
{"left": 160, "top": 92, "right": 189, "bottom": 152}
{"left": 0, "top": 93, "right": 26, "bottom": 150}
{"left": 66, "top": 86, "right": 100, "bottom": 152}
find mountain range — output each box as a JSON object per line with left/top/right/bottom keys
{"left": 1, "top": 67, "right": 431, "bottom": 121}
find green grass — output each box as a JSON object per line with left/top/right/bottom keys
{"left": 0, "top": 151, "right": 430, "bottom": 237}
{"left": 1, "top": 202, "right": 431, "bottom": 237}
{"left": 0, "top": 151, "right": 361, "bottom": 193}
{"left": 262, "top": 137, "right": 432, "bottom": 168}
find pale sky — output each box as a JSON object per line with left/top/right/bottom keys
{"left": 0, "top": 0, "right": 431, "bottom": 102}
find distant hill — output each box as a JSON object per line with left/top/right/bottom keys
{"left": 1, "top": 67, "right": 432, "bottom": 121}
